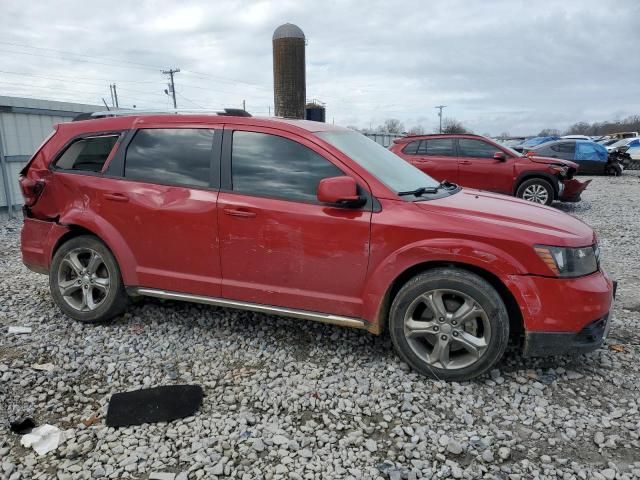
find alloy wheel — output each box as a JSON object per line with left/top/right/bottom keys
{"left": 403, "top": 289, "right": 491, "bottom": 370}
{"left": 57, "top": 248, "right": 111, "bottom": 312}
{"left": 522, "top": 184, "right": 549, "bottom": 204}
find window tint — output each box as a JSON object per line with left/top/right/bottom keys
{"left": 56, "top": 135, "right": 118, "bottom": 172}
{"left": 421, "top": 138, "right": 455, "bottom": 156}
{"left": 232, "top": 131, "right": 343, "bottom": 202}
{"left": 125, "top": 129, "right": 214, "bottom": 187}
{"left": 402, "top": 141, "right": 419, "bottom": 155}
{"left": 458, "top": 139, "right": 498, "bottom": 158}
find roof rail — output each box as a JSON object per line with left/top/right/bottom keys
{"left": 80, "top": 108, "right": 252, "bottom": 120}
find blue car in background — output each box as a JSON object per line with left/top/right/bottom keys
{"left": 526, "top": 139, "right": 623, "bottom": 175}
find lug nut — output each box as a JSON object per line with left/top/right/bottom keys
{"left": 451, "top": 320, "right": 457, "bottom": 325}
{"left": 441, "top": 335, "right": 448, "bottom": 341}
{"left": 453, "top": 331, "right": 459, "bottom": 337}
{"left": 433, "top": 326, "right": 439, "bottom": 332}
{"left": 439, "top": 317, "right": 444, "bottom": 322}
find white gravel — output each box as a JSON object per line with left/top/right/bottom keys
{"left": 1, "top": 173, "right": 639, "bottom": 480}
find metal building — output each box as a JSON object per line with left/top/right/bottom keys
{"left": 305, "top": 101, "right": 326, "bottom": 123}
{"left": 0, "top": 96, "right": 100, "bottom": 217}
{"left": 272, "top": 23, "right": 306, "bottom": 119}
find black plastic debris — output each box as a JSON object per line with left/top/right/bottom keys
{"left": 105, "top": 385, "right": 203, "bottom": 428}
{"left": 10, "top": 418, "right": 36, "bottom": 434}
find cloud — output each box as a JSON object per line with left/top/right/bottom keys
{"left": 0, "top": 0, "right": 638, "bottom": 135}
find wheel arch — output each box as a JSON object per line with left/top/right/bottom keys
{"left": 514, "top": 172, "right": 559, "bottom": 199}
{"left": 372, "top": 261, "right": 524, "bottom": 343}
{"left": 53, "top": 213, "right": 139, "bottom": 285}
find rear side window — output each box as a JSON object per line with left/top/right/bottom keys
{"left": 402, "top": 141, "right": 420, "bottom": 155}
{"left": 458, "top": 139, "right": 498, "bottom": 158}
{"left": 231, "top": 131, "right": 343, "bottom": 202}
{"left": 552, "top": 142, "right": 576, "bottom": 154}
{"left": 56, "top": 135, "right": 118, "bottom": 172}
{"left": 420, "top": 139, "right": 455, "bottom": 156}
{"left": 125, "top": 129, "right": 214, "bottom": 187}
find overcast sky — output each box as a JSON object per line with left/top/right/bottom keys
{"left": 1, "top": 0, "right": 638, "bottom": 135}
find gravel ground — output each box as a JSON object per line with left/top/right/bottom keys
{"left": 1, "top": 173, "right": 639, "bottom": 480}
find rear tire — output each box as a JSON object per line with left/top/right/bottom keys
{"left": 50, "top": 235, "right": 128, "bottom": 323}
{"left": 516, "top": 178, "right": 554, "bottom": 205}
{"left": 389, "top": 268, "right": 509, "bottom": 381}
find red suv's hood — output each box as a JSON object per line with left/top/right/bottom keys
{"left": 527, "top": 155, "right": 579, "bottom": 169}
{"left": 415, "top": 189, "right": 594, "bottom": 247}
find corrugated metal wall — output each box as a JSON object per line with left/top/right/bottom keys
{"left": 0, "top": 96, "right": 100, "bottom": 215}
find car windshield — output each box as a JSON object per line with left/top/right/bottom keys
{"left": 316, "top": 130, "right": 441, "bottom": 194}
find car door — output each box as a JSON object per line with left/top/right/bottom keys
{"left": 217, "top": 126, "right": 371, "bottom": 318}
{"left": 575, "top": 142, "right": 606, "bottom": 174}
{"left": 548, "top": 142, "right": 576, "bottom": 161}
{"left": 95, "top": 127, "right": 223, "bottom": 297}
{"left": 456, "top": 138, "right": 513, "bottom": 193}
{"left": 409, "top": 138, "right": 459, "bottom": 183}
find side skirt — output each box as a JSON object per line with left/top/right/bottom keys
{"left": 132, "top": 287, "right": 367, "bottom": 330}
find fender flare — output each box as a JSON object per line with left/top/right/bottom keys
{"left": 361, "top": 238, "right": 528, "bottom": 331}
{"left": 57, "top": 210, "right": 139, "bottom": 285}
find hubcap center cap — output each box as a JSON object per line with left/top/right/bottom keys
{"left": 440, "top": 323, "right": 453, "bottom": 334}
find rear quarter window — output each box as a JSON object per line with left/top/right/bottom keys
{"left": 55, "top": 135, "right": 119, "bottom": 172}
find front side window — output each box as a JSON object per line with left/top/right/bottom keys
{"left": 56, "top": 135, "right": 119, "bottom": 172}
{"left": 552, "top": 142, "right": 576, "bottom": 154}
{"left": 125, "top": 129, "right": 214, "bottom": 187}
{"left": 458, "top": 139, "right": 498, "bottom": 158}
{"left": 231, "top": 131, "right": 343, "bottom": 202}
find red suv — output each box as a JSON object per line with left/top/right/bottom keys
{"left": 389, "top": 134, "right": 590, "bottom": 205}
{"left": 19, "top": 114, "right": 614, "bottom": 380}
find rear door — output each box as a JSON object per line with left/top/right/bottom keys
{"left": 94, "top": 127, "right": 223, "bottom": 297}
{"left": 216, "top": 126, "right": 371, "bottom": 318}
{"left": 402, "top": 138, "right": 459, "bottom": 182}
{"left": 575, "top": 142, "right": 606, "bottom": 174}
{"left": 456, "top": 138, "right": 514, "bottom": 193}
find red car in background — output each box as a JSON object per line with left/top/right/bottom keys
{"left": 390, "top": 134, "right": 590, "bottom": 205}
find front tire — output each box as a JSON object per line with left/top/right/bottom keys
{"left": 605, "top": 163, "right": 623, "bottom": 176}
{"left": 516, "top": 178, "right": 554, "bottom": 205}
{"left": 50, "top": 235, "right": 128, "bottom": 323}
{"left": 389, "top": 268, "right": 510, "bottom": 381}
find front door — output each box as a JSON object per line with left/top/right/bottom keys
{"left": 95, "top": 127, "right": 223, "bottom": 297}
{"left": 217, "top": 127, "right": 371, "bottom": 318}
{"left": 457, "top": 138, "right": 514, "bottom": 193}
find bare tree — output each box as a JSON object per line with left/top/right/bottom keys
{"left": 441, "top": 118, "right": 470, "bottom": 134}
{"left": 538, "top": 128, "right": 560, "bottom": 136}
{"left": 380, "top": 119, "right": 405, "bottom": 134}
{"left": 407, "top": 125, "right": 425, "bottom": 135}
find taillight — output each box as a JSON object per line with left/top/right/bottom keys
{"left": 19, "top": 176, "right": 46, "bottom": 207}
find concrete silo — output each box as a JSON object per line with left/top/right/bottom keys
{"left": 272, "top": 23, "right": 306, "bottom": 119}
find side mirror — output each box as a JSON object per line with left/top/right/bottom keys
{"left": 494, "top": 151, "right": 507, "bottom": 161}
{"left": 317, "top": 176, "right": 364, "bottom": 207}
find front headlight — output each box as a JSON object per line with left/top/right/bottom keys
{"left": 534, "top": 245, "right": 599, "bottom": 277}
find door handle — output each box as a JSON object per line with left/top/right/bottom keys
{"left": 103, "top": 192, "right": 129, "bottom": 202}
{"left": 459, "top": 160, "right": 472, "bottom": 165}
{"left": 223, "top": 208, "right": 256, "bottom": 218}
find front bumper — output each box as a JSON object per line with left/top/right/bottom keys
{"left": 520, "top": 280, "right": 617, "bottom": 357}
{"left": 559, "top": 178, "right": 591, "bottom": 202}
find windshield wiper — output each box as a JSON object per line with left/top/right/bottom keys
{"left": 398, "top": 180, "right": 458, "bottom": 197}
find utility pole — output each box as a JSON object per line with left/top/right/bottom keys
{"left": 435, "top": 105, "right": 446, "bottom": 133}
{"left": 109, "top": 84, "right": 115, "bottom": 107}
{"left": 110, "top": 83, "right": 119, "bottom": 108}
{"left": 242, "top": 99, "right": 246, "bottom": 111}
{"left": 162, "top": 68, "right": 180, "bottom": 109}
